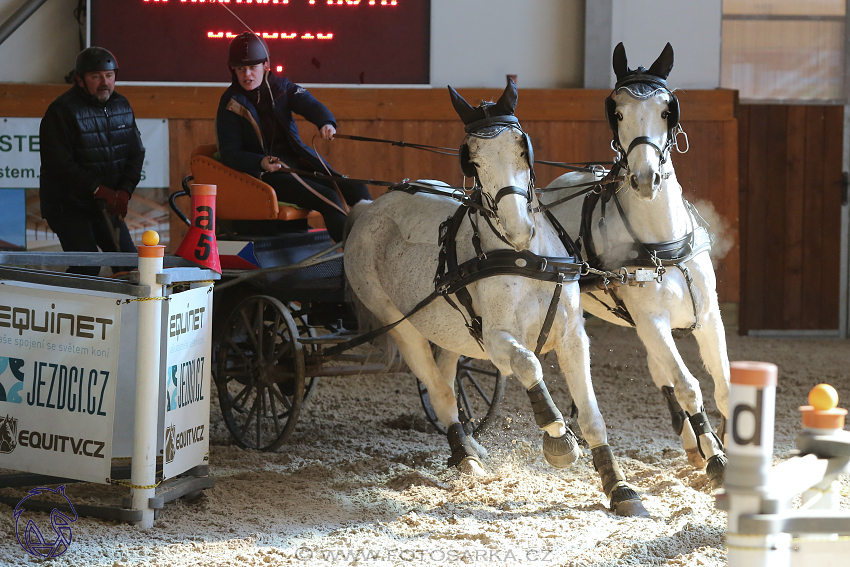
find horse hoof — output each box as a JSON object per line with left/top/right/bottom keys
{"left": 543, "top": 430, "right": 581, "bottom": 469}
{"left": 458, "top": 457, "right": 486, "bottom": 476}
{"left": 610, "top": 485, "right": 650, "bottom": 517}
{"left": 469, "top": 435, "right": 489, "bottom": 461}
{"left": 686, "top": 447, "right": 707, "bottom": 469}
{"left": 706, "top": 453, "right": 727, "bottom": 489}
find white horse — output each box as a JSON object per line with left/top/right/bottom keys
{"left": 546, "top": 43, "right": 729, "bottom": 487}
{"left": 345, "top": 80, "right": 649, "bottom": 516}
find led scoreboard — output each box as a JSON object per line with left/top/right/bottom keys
{"left": 90, "top": 0, "right": 430, "bottom": 84}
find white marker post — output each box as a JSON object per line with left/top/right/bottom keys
{"left": 723, "top": 361, "right": 788, "bottom": 567}
{"left": 130, "top": 231, "right": 165, "bottom": 528}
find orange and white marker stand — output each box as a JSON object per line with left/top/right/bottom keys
{"left": 720, "top": 362, "right": 850, "bottom": 567}
{"left": 130, "top": 231, "right": 165, "bottom": 529}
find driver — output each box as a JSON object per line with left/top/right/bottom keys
{"left": 215, "top": 32, "right": 371, "bottom": 241}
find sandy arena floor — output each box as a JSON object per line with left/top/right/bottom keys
{"left": 0, "top": 322, "right": 848, "bottom": 566}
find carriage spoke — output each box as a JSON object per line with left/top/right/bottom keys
{"left": 256, "top": 387, "right": 267, "bottom": 447}
{"left": 271, "top": 384, "right": 294, "bottom": 412}
{"left": 239, "top": 308, "right": 262, "bottom": 356}
{"left": 269, "top": 387, "right": 283, "bottom": 432}
{"left": 461, "top": 370, "right": 493, "bottom": 405}
{"left": 256, "top": 302, "right": 265, "bottom": 360}
{"left": 230, "top": 382, "right": 255, "bottom": 411}
{"left": 457, "top": 378, "right": 475, "bottom": 423}
{"left": 239, "top": 392, "right": 261, "bottom": 437}
{"left": 458, "top": 361, "right": 499, "bottom": 378}
{"left": 226, "top": 336, "right": 255, "bottom": 366}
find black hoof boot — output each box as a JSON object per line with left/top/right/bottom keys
{"left": 446, "top": 422, "right": 483, "bottom": 469}
{"left": 610, "top": 484, "right": 650, "bottom": 517}
{"left": 542, "top": 429, "right": 581, "bottom": 469}
{"left": 706, "top": 453, "right": 727, "bottom": 489}
{"left": 592, "top": 444, "right": 649, "bottom": 517}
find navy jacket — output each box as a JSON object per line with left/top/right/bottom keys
{"left": 39, "top": 85, "right": 145, "bottom": 218}
{"left": 216, "top": 74, "right": 339, "bottom": 177}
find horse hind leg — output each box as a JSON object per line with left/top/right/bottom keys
{"left": 390, "top": 324, "right": 485, "bottom": 475}
{"left": 661, "top": 385, "right": 705, "bottom": 468}
{"left": 434, "top": 347, "right": 488, "bottom": 461}
{"left": 490, "top": 332, "right": 581, "bottom": 469}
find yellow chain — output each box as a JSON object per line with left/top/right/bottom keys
{"left": 124, "top": 296, "right": 168, "bottom": 303}
{"left": 107, "top": 477, "right": 163, "bottom": 490}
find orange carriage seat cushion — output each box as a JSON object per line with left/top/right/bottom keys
{"left": 188, "top": 145, "right": 323, "bottom": 227}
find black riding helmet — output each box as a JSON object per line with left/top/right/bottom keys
{"left": 75, "top": 47, "right": 118, "bottom": 75}
{"left": 228, "top": 32, "right": 269, "bottom": 68}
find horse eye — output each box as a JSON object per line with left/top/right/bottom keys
{"left": 615, "top": 112, "right": 623, "bottom": 121}
{"left": 661, "top": 110, "right": 670, "bottom": 119}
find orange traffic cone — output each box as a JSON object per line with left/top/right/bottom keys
{"left": 175, "top": 184, "right": 221, "bottom": 273}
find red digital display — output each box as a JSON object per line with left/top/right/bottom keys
{"left": 90, "top": 0, "right": 429, "bottom": 84}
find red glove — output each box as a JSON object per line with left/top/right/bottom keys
{"left": 115, "top": 189, "right": 130, "bottom": 218}
{"left": 93, "top": 185, "right": 118, "bottom": 213}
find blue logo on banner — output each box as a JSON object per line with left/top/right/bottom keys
{"left": 13, "top": 486, "right": 78, "bottom": 559}
{"left": 0, "top": 356, "right": 25, "bottom": 403}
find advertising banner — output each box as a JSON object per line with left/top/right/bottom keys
{"left": 0, "top": 284, "right": 121, "bottom": 483}
{"left": 0, "top": 117, "right": 169, "bottom": 189}
{"left": 162, "top": 285, "right": 212, "bottom": 479}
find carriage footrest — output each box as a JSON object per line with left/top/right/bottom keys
{"left": 299, "top": 333, "right": 358, "bottom": 344}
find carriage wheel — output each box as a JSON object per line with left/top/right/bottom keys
{"left": 418, "top": 356, "right": 506, "bottom": 437}
{"left": 215, "top": 295, "right": 307, "bottom": 451}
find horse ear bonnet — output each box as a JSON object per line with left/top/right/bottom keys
{"left": 607, "top": 42, "right": 680, "bottom": 134}
{"left": 523, "top": 131, "right": 534, "bottom": 169}
{"left": 459, "top": 142, "right": 476, "bottom": 177}
{"left": 605, "top": 96, "right": 618, "bottom": 133}
{"left": 666, "top": 94, "right": 680, "bottom": 129}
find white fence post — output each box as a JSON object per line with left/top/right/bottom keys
{"left": 130, "top": 231, "right": 165, "bottom": 528}
{"left": 723, "top": 361, "right": 791, "bottom": 567}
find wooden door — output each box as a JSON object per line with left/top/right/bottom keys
{"left": 738, "top": 105, "right": 844, "bottom": 332}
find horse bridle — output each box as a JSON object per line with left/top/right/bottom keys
{"left": 605, "top": 72, "right": 685, "bottom": 173}
{"left": 459, "top": 112, "right": 536, "bottom": 217}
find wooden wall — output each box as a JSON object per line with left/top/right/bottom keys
{"left": 1, "top": 85, "right": 739, "bottom": 305}
{"left": 738, "top": 105, "right": 844, "bottom": 332}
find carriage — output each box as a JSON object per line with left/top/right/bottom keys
{"left": 172, "top": 43, "right": 731, "bottom": 517}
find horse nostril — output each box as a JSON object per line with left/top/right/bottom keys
{"left": 630, "top": 174, "right": 639, "bottom": 189}
{"left": 653, "top": 172, "right": 661, "bottom": 187}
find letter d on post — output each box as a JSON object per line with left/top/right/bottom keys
{"left": 727, "top": 361, "right": 777, "bottom": 491}
{"left": 175, "top": 184, "right": 221, "bottom": 273}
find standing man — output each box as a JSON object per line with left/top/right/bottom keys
{"left": 216, "top": 32, "right": 371, "bottom": 242}
{"left": 39, "top": 46, "right": 145, "bottom": 276}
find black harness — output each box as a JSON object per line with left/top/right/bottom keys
{"left": 432, "top": 194, "right": 583, "bottom": 354}
{"left": 323, "top": 117, "right": 584, "bottom": 359}
{"left": 579, "top": 175, "right": 714, "bottom": 333}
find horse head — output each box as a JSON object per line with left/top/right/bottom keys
{"left": 607, "top": 42, "right": 680, "bottom": 201}
{"left": 448, "top": 79, "right": 536, "bottom": 251}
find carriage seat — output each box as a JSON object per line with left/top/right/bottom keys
{"left": 189, "top": 144, "right": 324, "bottom": 227}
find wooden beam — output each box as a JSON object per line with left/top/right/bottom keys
{"left": 1, "top": 84, "right": 738, "bottom": 122}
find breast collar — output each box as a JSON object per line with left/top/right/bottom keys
{"left": 580, "top": 173, "right": 713, "bottom": 272}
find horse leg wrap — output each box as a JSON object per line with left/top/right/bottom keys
{"left": 526, "top": 381, "right": 564, "bottom": 429}
{"left": 446, "top": 422, "right": 482, "bottom": 468}
{"left": 687, "top": 408, "right": 727, "bottom": 488}
{"left": 661, "top": 386, "right": 687, "bottom": 436}
{"left": 542, "top": 428, "right": 581, "bottom": 469}
{"left": 591, "top": 445, "right": 649, "bottom": 517}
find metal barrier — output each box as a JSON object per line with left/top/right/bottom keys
{"left": 0, "top": 232, "right": 219, "bottom": 528}
{"left": 719, "top": 361, "right": 850, "bottom": 566}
